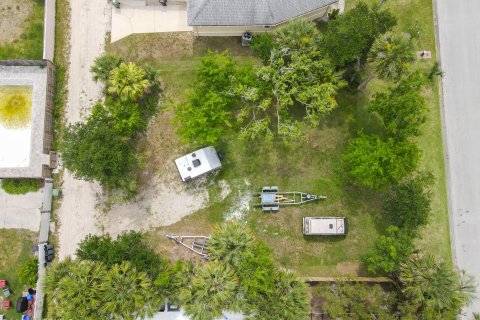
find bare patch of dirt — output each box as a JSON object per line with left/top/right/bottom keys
{"left": 335, "top": 261, "right": 361, "bottom": 275}
{"left": 0, "top": 0, "right": 33, "bottom": 45}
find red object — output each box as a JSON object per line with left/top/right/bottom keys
{"left": 2, "top": 300, "right": 11, "bottom": 309}
{"left": 0, "top": 280, "right": 6, "bottom": 288}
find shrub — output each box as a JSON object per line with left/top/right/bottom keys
{"left": 1, "top": 178, "right": 41, "bottom": 194}
{"left": 250, "top": 33, "right": 277, "bottom": 64}
{"left": 363, "top": 225, "right": 413, "bottom": 275}
{"left": 344, "top": 134, "right": 420, "bottom": 190}
{"left": 18, "top": 257, "right": 38, "bottom": 287}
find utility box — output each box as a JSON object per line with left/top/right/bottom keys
{"left": 303, "top": 217, "right": 348, "bottom": 236}
{"left": 174, "top": 146, "right": 222, "bottom": 182}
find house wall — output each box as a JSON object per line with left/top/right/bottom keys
{"left": 192, "top": 3, "right": 337, "bottom": 36}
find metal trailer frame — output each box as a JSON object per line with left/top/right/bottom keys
{"left": 166, "top": 235, "right": 210, "bottom": 259}
{"left": 253, "top": 186, "right": 327, "bottom": 212}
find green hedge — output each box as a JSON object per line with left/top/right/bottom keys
{"left": 1, "top": 178, "right": 42, "bottom": 194}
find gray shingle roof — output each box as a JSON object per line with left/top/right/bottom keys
{"left": 187, "top": 0, "right": 338, "bottom": 26}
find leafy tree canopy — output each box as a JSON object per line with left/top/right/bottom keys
{"left": 76, "top": 231, "right": 165, "bottom": 278}
{"left": 363, "top": 225, "right": 414, "bottom": 275}
{"left": 344, "top": 134, "right": 420, "bottom": 190}
{"left": 370, "top": 72, "right": 427, "bottom": 140}
{"left": 384, "top": 173, "right": 433, "bottom": 233}
{"left": 235, "top": 48, "right": 344, "bottom": 140}
{"left": 320, "top": 2, "right": 396, "bottom": 68}
{"left": 61, "top": 105, "right": 139, "bottom": 190}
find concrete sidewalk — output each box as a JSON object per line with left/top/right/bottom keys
{"left": 0, "top": 186, "right": 42, "bottom": 231}
{"left": 111, "top": 0, "right": 192, "bottom": 42}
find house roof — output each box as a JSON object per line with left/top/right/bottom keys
{"left": 187, "top": 0, "right": 338, "bottom": 27}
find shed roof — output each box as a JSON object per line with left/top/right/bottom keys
{"left": 187, "top": 0, "right": 338, "bottom": 26}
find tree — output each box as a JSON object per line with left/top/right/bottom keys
{"left": 178, "top": 262, "right": 240, "bottom": 320}
{"left": 399, "top": 255, "right": 476, "bottom": 319}
{"left": 253, "top": 270, "right": 310, "bottom": 320}
{"left": 275, "top": 19, "right": 319, "bottom": 51}
{"left": 90, "top": 54, "right": 123, "bottom": 84}
{"left": 45, "top": 258, "right": 160, "bottom": 320}
{"left": 61, "top": 105, "right": 139, "bottom": 190}
{"left": 235, "top": 48, "right": 344, "bottom": 140}
{"left": 320, "top": 2, "right": 396, "bottom": 68}
{"left": 363, "top": 225, "right": 414, "bottom": 274}
{"left": 207, "top": 221, "right": 255, "bottom": 269}
{"left": 370, "top": 72, "right": 427, "bottom": 140}
{"left": 316, "top": 278, "right": 396, "bottom": 320}
{"left": 174, "top": 52, "right": 236, "bottom": 145}
{"left": 76, "top": 231, "right": 164, "bottom": 277}
{"left": 384, "top": 174, "right": 432, "bottom": 233}
{"left": 18, "top": 257, "right": 38, "bottom": 287}
{"left": 108, "top": 62, "right": 152, "bottom": 101}
{"left": 175, "top": 90, "right": 231, "bottom": 145}
{"left": 369, "top": 32, "right": 416, "bottom": 81}
{"left": 344, "top": 134, "right": 420, "bottom": 190}
{"left": 100, "top": 262, "right": 159, "bottom": 320}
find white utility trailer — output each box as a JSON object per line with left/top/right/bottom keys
{"left": 303, "top": 217, "right": 348, "bottom": 235}
{"left": 174, "top": 146, "right": 222, "bottom": 182}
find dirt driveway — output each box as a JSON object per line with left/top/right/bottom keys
{"left": 57, "top": 0, "right": 110, "bottom": 259}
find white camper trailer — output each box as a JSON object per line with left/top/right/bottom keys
{"left": 303, "top": 217, "right": 348, "bottom": 236}
{"left": 174, "top": 147, "right": 222, "bottom": 182}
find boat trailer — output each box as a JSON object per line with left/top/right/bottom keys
{"left": 253, "top": 186, "right": 326, "bottom": 212}
{"left": 166, "top": 235, "right": 210, "bottom": 259}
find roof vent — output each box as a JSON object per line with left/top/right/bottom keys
{"left": 187, "top": 167, "right": 192, "bottom": 171}
{"left": 329, "top": 224, "right": 333, "bottom": 229}
{"left": 192, "top": 153, "right": 196, "bottom": 157}
{"left": 192, "top": 159, "right": 201, "bottom": 167}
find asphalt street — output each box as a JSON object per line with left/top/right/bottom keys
{"left": 436, "top": 0, "right": 480, "bottom": 316}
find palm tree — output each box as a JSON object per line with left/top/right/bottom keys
{"left": 90, "top": 54, "right": 123, "bottom": 84}
{"left": 178, "top": 262, "right": 239, "bottom": 320}
{"left": 207, "top": 221, "right": 255, "bottom": 268}
{"left": 369, "top": 32, "right": 416, "bottom": 81}
{"left": 100, "top": 262, "right": 158, "bottom": 320}
{"left": 399, "top": 255, "right": 476, "bottom": 318}
{"left": 275, "top": 19, "right": 319, "bottom": 51}
{"left": 44, "top": 258, "right": 106, "bottom": 319}
{"left": 108, "top": 62, "right": 151, "bottom": 101}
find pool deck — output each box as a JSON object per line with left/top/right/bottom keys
{"left": 0, "top": 61, "right": 54, "bottom": 178}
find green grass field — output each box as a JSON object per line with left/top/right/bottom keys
{"left": 0, "top": 0, "right": 44, "bottom": 60}
{"left": 110, "top": 0, "right": 450, "bottom": 275}
{"left": 0, "top": 230, "right": 37, "bottom": 318}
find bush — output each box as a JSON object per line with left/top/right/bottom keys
{"left": 1, "top": 178, "right": 41, "bottom": 194}
{"left": 363, "top": 225, "right": 413, "bottom": 275}
{"left": 250, "top": 33, "right": 277, "bottom": 64}
{"left": 344, "top": 135, "right": 420, "bottom": 190}
{"left": 18, "top": 257, "right": 38, "bottom": 287}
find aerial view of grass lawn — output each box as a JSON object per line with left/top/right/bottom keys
{"left": 105, "top": 0, "right": 449, "bottom": 277}
{"left": 0, "top": 229, "right": 37, "bottom": 318}
{"left": 0, "top": 0, "right": 44, "bottom": 60}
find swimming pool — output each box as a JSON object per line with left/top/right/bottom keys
{"left": 0, "top": 85, "right": 33, "bottom": 168}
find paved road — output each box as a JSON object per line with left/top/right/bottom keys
{"left": 436, "top": 0, "right": 480, "bottom": 316}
